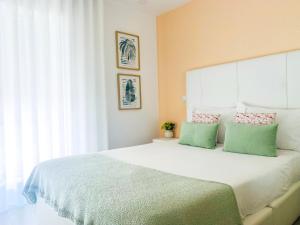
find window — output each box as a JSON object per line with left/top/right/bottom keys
{"left": 0, "top": 0, "right": 107, "bottom": 213}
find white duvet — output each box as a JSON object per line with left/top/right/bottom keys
{"left": 102, "top": 140, "right": 300, "bottom": 218}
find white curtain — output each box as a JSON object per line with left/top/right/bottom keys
{"left": 0, "top": 0, "right": 107, "bottom": 213}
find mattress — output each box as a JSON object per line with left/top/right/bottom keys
{"left": 102, "top": 140, "right": 300, "bottom": 218}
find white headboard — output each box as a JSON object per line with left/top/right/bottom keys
{"left": 186, "top": 50, "right": 300, "bottom": 120}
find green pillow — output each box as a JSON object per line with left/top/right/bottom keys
{"left": 224, "top": 122, "right": 278, "bottom": 157}
{"left": 179, "top": 122, "right": 219, "bottom": 149}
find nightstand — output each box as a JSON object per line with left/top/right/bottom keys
{"left": 152, "top": 138, "right": 178, "bottom": 143}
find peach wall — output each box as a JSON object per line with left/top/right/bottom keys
{"left": 157, "top": 0, "right": 300, "bottom": 136}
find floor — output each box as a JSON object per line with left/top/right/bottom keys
{"left": 0, "top": 205, "right": 300, "bottom": 225}
{"left": 0, "top": 204, "right": 73, "bottom": 225}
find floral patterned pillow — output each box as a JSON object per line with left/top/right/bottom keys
{"left": 234, "top": 113, "right": 276, "bottom": 125}
{"left": 192, "top": 112, "right": 221, "bottom": 124}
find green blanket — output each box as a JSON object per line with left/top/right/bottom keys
{"left": 23, "top": 154, "right": 242, "bottom": 225}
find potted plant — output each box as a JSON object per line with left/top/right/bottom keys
{"left": 161, "top": 122, "right": 176, "bottom": 138}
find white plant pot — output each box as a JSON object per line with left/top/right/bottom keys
{"left": 164, "top": 130, "right": 174, "bottom": 138}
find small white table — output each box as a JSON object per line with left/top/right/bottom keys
{"left": 152, "top": 138, "right": 177, "bottom": 143}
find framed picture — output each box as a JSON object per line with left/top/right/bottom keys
{"left": 117, "top": 74, "right": 142, "bottom": 110}
{"left": 116, "top": 31, "right": 140, "bottom": 71}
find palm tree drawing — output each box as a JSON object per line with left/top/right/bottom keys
{"left": 119, "top": 38, "right": 136, "bottom": 65}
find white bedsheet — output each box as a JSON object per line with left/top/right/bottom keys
{"left": 102, "top": 140, "right": 300, "bottom": 218}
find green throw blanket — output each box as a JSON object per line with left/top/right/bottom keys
{"left": 23, "top": 154, "right": 242, "bottom": 225}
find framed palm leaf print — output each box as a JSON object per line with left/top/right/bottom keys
{"left": 117, "top": 74, "right": 142, "bottom": 110}
{"left": 116, "top": 31, "right": 140, "bottom": 70}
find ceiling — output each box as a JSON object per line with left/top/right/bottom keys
{"left": 106, "top": 0, "right": 191, "bottom": 15}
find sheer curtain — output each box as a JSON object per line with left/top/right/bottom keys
{"left": 0, "top": 0, "right": 107, "bottom": 213}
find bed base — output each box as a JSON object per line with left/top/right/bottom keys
{"left": 244, "top": 181, "right": 300, "bottom": 225}
{"left": 33, "top": 181, "right": 300, "bottom": 225}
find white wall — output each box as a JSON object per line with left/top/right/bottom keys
{"left": 104, "top": 1, "right": 159, "bottom": 149}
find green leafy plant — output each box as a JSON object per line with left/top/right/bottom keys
{"left": 161, "top": 122, "right": 176, "bottom": 131}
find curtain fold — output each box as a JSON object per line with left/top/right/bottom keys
{"left": 0, "top": 0, "right": 107, "bottom": 213}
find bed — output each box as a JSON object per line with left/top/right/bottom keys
{"left": 24, "top": 141, "right": 300, "bottom": 225}
{"left": 103, "top": 141, "right": 300, "bottom": 218}
{"left": 24, "top": 49, "right": 300, "bottom": 225}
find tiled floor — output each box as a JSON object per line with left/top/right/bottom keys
{"left": 0, "top": 205, "right": 299, "bottom": 225}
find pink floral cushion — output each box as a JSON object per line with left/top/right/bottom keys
{"left": 234, "top": 113, "right": 276, "bottom": 125}
{"left": 192, "top": 112, "right": 221, "bottom": 124}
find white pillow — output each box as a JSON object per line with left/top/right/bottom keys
{"left": 239, "top": 103, "right": 300, "bottom": 151}
{"left": 192, "top": 107, "right": 235, "bottom": 144}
